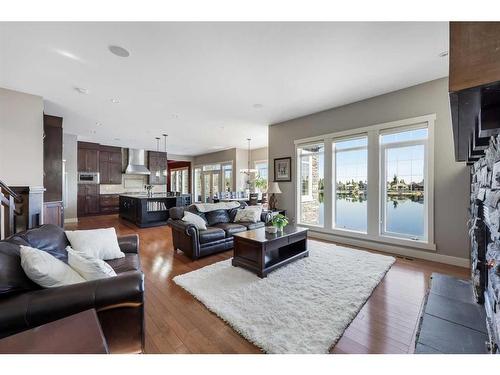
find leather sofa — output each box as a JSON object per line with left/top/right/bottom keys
{"left": 0, "top": 224, "right": 144, "bottom": 354}
{"left": 168, "top": 204, "right": 270, "bottom": 260}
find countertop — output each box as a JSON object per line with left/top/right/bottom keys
{"left": 119, "top": 193, "right": 188, "bottom": 199}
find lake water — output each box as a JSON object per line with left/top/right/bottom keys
{"left": 334, "top": 195, "right": 424, "bottom": 237}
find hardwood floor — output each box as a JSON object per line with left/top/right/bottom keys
{"left": 66, "top": 214, "right": 469, "bottom": 354}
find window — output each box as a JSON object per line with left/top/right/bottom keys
{"left": 170, "top": 167, "right": 189, "bottom": 194}
{"left": 297, "top": 143, "right": 324, "bottom": 226}
{"left": 334, "top": 136, "right": 368, "bottom": 232}
{"left": 222, "top": 163, "right": 233, "bottom": 192}
{"left": 194, "top": 167, "right": 202, "bottom": 202}
{"left": 255, "top": 161, "right": 268, "bottom": 180}
{"left": 294, "top": 114, "right": 434, "bottom": 250}
{"left": 381, "top": 127, "right": 428, "bottom": 241}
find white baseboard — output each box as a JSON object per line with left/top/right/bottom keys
{"left": 308, "top": 230, "right": 470, "bottom": 268}
{"left": 64, "top": 217, "right": 78, "bottom": 224}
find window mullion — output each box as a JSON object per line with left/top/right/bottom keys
{"left": 367, "top": 130, "right": 380, "bottom": 237}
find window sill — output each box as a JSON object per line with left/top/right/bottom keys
{"left": 299, "top": 225, "right": 436, "bottom": 251}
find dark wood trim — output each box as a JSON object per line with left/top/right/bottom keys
{"left": 78, "top": 141, "right": 101, "bottom": 150}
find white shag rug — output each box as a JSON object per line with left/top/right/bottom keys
{"left": 173, "top": 241, "right": 395, "bottom": 353}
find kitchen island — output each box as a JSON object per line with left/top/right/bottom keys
{"left": 119, "top": 193, "right": 191, "bottom": 228}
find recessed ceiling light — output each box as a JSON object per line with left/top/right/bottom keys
{"left": 438, "top": 51, "right": 449, "bottom": 57}
{"left": 75, "top": 87, "right": 89, "bottom": 94}
{"left": 108, "top": 45, "right": 130, "bottom": 58}
{"left": 110, "top": 98, "right": 120, "bottom": 104}
{"left": 253, "top": 103, "right": 264, "bottom": 109}
{"left": 113, "top": 138, "right": 120, "bottom": 141}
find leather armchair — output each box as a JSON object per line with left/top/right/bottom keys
{"left": 0, "top": 225, "right": 144, "bottom": 354}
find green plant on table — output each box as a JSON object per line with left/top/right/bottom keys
{"left": 272, "top": 214, "right": 289, "bottom": 231}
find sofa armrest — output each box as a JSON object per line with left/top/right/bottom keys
{"left": 118, "top": 234, "right": 139, "bottom": 254}
{"left": 167, "top": 218, "right": 198, "bottom": 237}
{"left": 0, "top": 271, "right": 144, "bottom": 339}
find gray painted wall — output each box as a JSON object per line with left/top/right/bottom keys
{"left": 269, "top": 78, "right": 469, "bottom": 259}
{"left": 0, "top": 87, "right": 44, "bottom": 187}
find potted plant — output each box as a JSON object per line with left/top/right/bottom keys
{"left": 272, "top": 214, "right": 289, "bottom": 233}
{"left": 254, "top": 175, "right": 268, "bottom": 193}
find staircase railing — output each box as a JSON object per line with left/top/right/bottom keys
{"left": 0, "top": 179, "right": 22, "bottom": 240}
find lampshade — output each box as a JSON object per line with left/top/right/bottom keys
{"left": 267, "top": 182, "right": 282, "bottom": 194}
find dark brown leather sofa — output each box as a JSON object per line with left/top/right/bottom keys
{"left": 167, "top": 204, "right": 270, "bottom": 260}
{"left": 0, "top": 224, "right": 144, "bottom": 354}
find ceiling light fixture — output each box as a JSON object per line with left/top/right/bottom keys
{"left": 240, "top": 138, "right": 257, "bottom": 176}
{"left": 110, "top": 98, "right": 120, "bottom": 104}
{"left": 438, "top": 51, "right": 449, "bottom": 57}
{"left": 95, "top": 121, "right": 102, "bottom": 126}
{"left": 253, "top": 103, "right": 264, "bottom": 109}
{"left": 108, "top": 45, "right": 130, "bottom": 58}
{"left": 75, "top": 87, "right": 89, "bottom": 94}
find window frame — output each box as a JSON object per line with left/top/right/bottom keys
{"left": 296, "top": 141, "right": 325, "bottom": 228}
{"left": 379, "top": 125, "right": 429, "bottom": 242}
{"left": 294, "top": 114, "right": 435, "bottom": 251}
{"left": 332, "top": 134, "right": 369, "bottom": 233}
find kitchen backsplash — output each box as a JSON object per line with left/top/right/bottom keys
{"left": 100, "top": 174, "right": 167, "bottom": 194}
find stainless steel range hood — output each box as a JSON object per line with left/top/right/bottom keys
{"left": 125, "top": 149, "right": 151, "bottom": 175}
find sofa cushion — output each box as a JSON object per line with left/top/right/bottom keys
{"left": 186, "top": 206, "right": 208, "bottom": 224}
{"left": 0, "top": 241, "right": 40, "bottom": 297}
{"left": 106, "top": 253, "right": 141, "bottom": 274}
{"left": 205, "top": 209, "right": 231, "bottom": 226}
{"left": 13, "top": 224, "right": 69, "bottom": 262}
{"left": 198, "top": 227, "right": 226, "bottom": 244}
{"left": 237, "top": 221, "right": 265, "bottom": 230}
{"left": 212, "top": 223, "right": 247, "bottom": 238}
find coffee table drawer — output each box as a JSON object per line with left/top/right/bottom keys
{"left": 288, "top": 231, "right": 307, "bottom": 244}
{"left": 264, "top": 236, "right": 289, "bottom": 251}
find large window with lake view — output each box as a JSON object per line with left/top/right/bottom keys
{"left": 295, "top": 115, "right": 434, "bottom": 249}
{"left": 380, "top": 127, "right": 428, "bottom": 241}
{"left": 334, "top": 136, "right": 368, "bottom": 232}
{"left": 297, "top": 143, "right": 324, "bottom": 226}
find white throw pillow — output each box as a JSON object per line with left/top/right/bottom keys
{"left": 182, "top": 211, "right": 207, "bottom": 230}
{"left": 67, "top": 246, "right": 117, "bottom": 281}
{"left": 65, "top": 228, "right": 125, "bottom": 260}
{"left": 234, "top": 206, "right": 262, "bottom": 223}
{"left": 20, "top": 245, "right": 85, "bottom": 288}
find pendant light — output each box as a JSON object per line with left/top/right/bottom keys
{"left": 163, "top": 134, "right": 168, "bottom": 195}
{"left": 155, "top": 137, "right": 161, "bottom": 179}
{"left": 240, "top": 138, "right": 257, "bottom": 175}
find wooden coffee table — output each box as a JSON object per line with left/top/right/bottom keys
{"left": 232, "top": 226, "right": 308, "bottom": 278}
{"left": 0, "top": 309, "right": 108, "bottom": 354}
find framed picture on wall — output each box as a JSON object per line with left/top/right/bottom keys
{"left": 274, "top": 157, "right": 292, "bottom": 182}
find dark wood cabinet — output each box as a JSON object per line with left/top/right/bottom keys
{"left": 43, "top": 115, "right": 63, "bottom": 203}
{"left": 148, "top": 151, "right": 168, "bottom": 185}
{"left": 43, "top": 201, "right": 64, "bottom": 227}
{"left": 100, "top": 194, "right": 119, "bottom": 214}
{"left": 99, "top": 146, "right": 122, "bottom": 185}
{"left": 78, "top": 185, "right": 99, "bottom": 216}
{"left": 78, "top": 142, "right": 99, "bottom": 172}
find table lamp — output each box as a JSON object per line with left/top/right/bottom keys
{"left": 267, "top": 182, "right": 282, "bottom": 210}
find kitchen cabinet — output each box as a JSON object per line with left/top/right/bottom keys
{"left": 100, "top": 194, "right": 119, "bottom": 214}
{"left": 99, "top": 146, "right": 122, "bottom": 185}
{"left": 43, "top": 201, "right": 64, "bottom": 227}
{"left": 148, "top": 151, "right": 168, "bottom": 185}
{"left": 78, "top": 142, "right": 99, "bottom": 172}
{"left": 77, "top": 184, "right": 100, "bottom": 216}
{"left": 43, "top": 115, "right": 63, "bottom": 203}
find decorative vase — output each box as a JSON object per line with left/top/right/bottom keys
{"left": 276, "top": 225, "right": 284, "bottom": 233}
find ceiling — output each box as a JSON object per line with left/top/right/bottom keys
{"left": 0, "top": 22, "right": 449, "bottom": 156}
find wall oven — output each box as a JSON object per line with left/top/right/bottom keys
{"left": 78, "top": 172, "right": 100, "bottom": 184}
